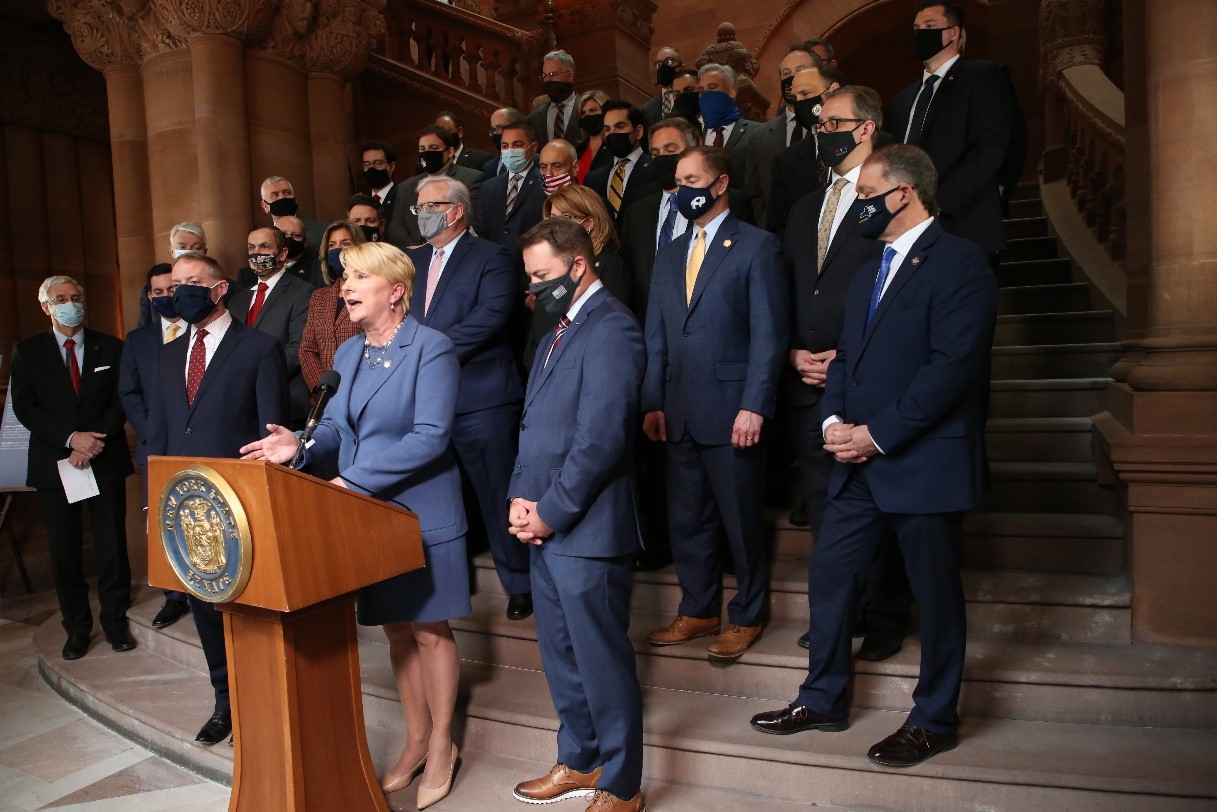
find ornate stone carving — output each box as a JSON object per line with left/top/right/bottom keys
{"left": 550, "top": 0, "right": 655, "bottom": 45}
{"left": 694, "top": 23, "right": 760, "bottom": 80}
{"left": 301, "top": 0, "right": 386, "bottom": 78}
{"left": 0, "top": 23, "right": 109, "bottom": 140}
{"left": 1040, "top": 0, "right": 1107, "bottom": 86}
{"left": 148, "top": 0, "right": 279, "bottom": 43}
{"left": 48, "top": 0, "right": 188, "bottom": 68}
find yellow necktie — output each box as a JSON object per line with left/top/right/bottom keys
{"left": 165, "top": 323, "right": 181, "bottom": 344}
{"left": 608, "top": 158, "right": 629, "bottom": 214}
{"left": 685, "top": 228, "right": 706, "bottom": 305}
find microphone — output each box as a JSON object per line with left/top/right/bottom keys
{"left": 290, "top": 370, "right": 341, "bottom": 469}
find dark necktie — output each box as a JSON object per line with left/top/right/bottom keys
{"left": 657, "top": 196, "right": 679, "bottom": 252}
{"left": 712, "top": 127, "right": 725, "bottom": 148}
{"left": 866, "top": 247, "right": 898, "bottom": 330}
{"left": 906, "top": 74, "right": 940, "bottom": 145}
{"left": 506, "top": 174, "right": 521, "bottom": 215}
{"left": 662, "top": 89, "right": 674, "bottom": 116}
{"left": 186, "top": 328, "right": 209, "bottom": 406}
{"left": 544, "top": 316, "right": 571, "bottom": 367}
{"left": 63, "top": 338, "right": 80, "bottom": 395}
{"left": 553, "top": 100, "right": 566, "bottom": 141}
{"left": 246, "top": 281, "right": 268, "bottom": 326}
{"left": 791, "top": 121, "right": 805, "bottom": 144}
{"left": 372, "top": 192, "right": 382, "bottom": 204}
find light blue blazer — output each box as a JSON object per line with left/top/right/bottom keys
{"left": 308, "top": 315, "right": 467, "bottom": 546}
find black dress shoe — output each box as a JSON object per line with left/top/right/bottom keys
{"left": 62, "top": 634, "right": 90, "bottom": 661}
{"left": 750, "top": 702, "right": 848, "bottom": 735}
{"left": 788, "top": 502, "right": 810, "bottom": 527}
{"left": 195, "top": 709, "right": 232, "bottom": 745}
{"left": 152, "top": 599, "right": 190, "bottom": 629}
{"left": 868, "top": 723, "right": 957, "bottom": 767}
{"left": 106, "top": 629, "right": 137, "bottom": 653}
{"left": 857, "top": 634, "right": 903, "bottom": 662}
{"left": 506, "top": 593, "right": 533, "bottom": 621}
{"left": 797, "top": 630, "right": 810, "bottom": 649}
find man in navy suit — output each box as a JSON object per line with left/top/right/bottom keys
{"left": 471, "top": 122, "right": 546, "bottom": 263}
{"left": 117, "top": 263, "right": 191, "bottom": 630}
{"left": 750, "top": 144, "right": 997, "bottom": 767}
{"left": 144, "top": 253, "right": 289, "bottom": 746}
{"left": 509, "top": 218, "right": 646, "bottom": 812}
{"left": 406, "top": 175, "right": 532, "bottom": 620}
{"left": 642, "top": 145, "right": 788, "bottom": 663}
{"left": 583, "top": 99, "right": 657, "bottom": 225}
{"left": 886, "top": 1, "right": 1013, "bottom": 256}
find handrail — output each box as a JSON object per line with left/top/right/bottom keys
{"left": 381, "top": 0, "right": 545, "bottom": 113}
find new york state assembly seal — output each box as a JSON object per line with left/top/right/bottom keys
{"left": 158, "top": 466, "right": 252, "bottom": 603}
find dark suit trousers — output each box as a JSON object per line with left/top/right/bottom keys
{"left": 797, "top": 466, "right": 966, "bottom": 735}
{"left": 452, "top": 404, "right": 530, "bottom": 596}
{"left": 189, "top": 597, "right": 230, "bottom": 711}
{"left": 531, "top": 546, "right": 642, "bottom": 799}
{"left": 789, "top": 405, "right": 912, "bottom": 637}
{"left": 38, "top": 483, "right": 131, "bottom": 638}
{"left": 667, "top": 434, "right": 769, "bottom": 626}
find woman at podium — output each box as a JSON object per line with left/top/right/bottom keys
{"left": 242, "top": 241, "right": 469, "bottom": 809}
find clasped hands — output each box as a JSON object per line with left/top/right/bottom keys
{"left": 824, "top": 422, "right": 878, "bottom": 463}
{"left": 68, "top": 431, "right": 106, "bottom": 469}
{"left": 790, "top": 349, "right": 836, "bottom": 388}
{"left": 508, "top": 498, "right": 552, "bottom": 545}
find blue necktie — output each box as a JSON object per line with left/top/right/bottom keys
{"left": 657, "top": 196, "right": 678, "bottom": 252}
{"left": 866, "top": 246, "right": 898, "bottom": 330}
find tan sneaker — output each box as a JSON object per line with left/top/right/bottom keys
{"left": 645, "top": 615, "right": 721, "bottom": 646}
{"left": 586, "top": 789, "right": 646, "bottom": 811}
{"left": 706, "top": 624, "right": 763, "bottom": 661}
{"left": 513, "top": 763, "right": 602, "bottom": 803}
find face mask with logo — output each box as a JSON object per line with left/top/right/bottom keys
{"left": 792, "top": 96, "right": 824, "bottom": 130}
{"left": 578, "top": 113, "right": 604, "bottom": 138}
{"left": 359, "top": 224, "right": 381, "bottom": 242}
{"left": 856, "top": 186, "right": 911, "bottom": 240}
{"left": 543, "top": 173, "right": 573, "bottom": 196}
{"left": 501, "top": 148, "right": 531, "bottom": 174}
{"left": 914, "top": 28, "right": 948, "bottom": 62}
{"left": 267, "top": 197, "right": 298, "bottom": 217}
{"left": 52, "top": 302, "right": 85, "bottom": 328}
{"left": 674, "top": 176, "right": 722, "bottom": 220}
{"left": 650, "top": 154, "right": 680, "bottom": 191}
{"left": 417, "top": 209, "right": 449, "bottom": 241}
{"left": 604, "top": 131, "right": 636, "bottom": 159}
{"left": 173, "top": 281, "right": 223, "bottom": 324}
{"left": 528, "top": 258, "right": 579, "bottom": 315}
{"left": 816, "top": 126, "right": 862, "bottom": 167}
{"left": 285, "top": 237, "right": 306, "bottom": 259}
{"left": 364, "top": 167, "right": 390, "bottom": 188}
{"left": 248, "top": 253, "right": 279, "bottom": 277}
{"left": 656, "top": 63, "right": 678, "bottom": 87}
{"left": 699, "top": 90, "right": 741, "bottom": 129}
{"left": 150, "top": 296, "right": 179, "bottom": 319}
{"left": 543, "top": 80, "right": 574, "bottom": 104}
{"left": 419, "top": 150, "right": 446, "bottom": 175}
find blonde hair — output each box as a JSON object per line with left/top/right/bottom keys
{"left": 339, "top": 242, "right": 416, "bottom": 312}
{"left": 542, "top": 185, "right": 618, "bottom": 255}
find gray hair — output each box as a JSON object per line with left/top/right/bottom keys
{"left": 260, "top": 175, "right": 293, "bottom": 199}
{"left": 168, "top": 221, "right": 207, "bottom": 247}
{"left": 698, "top": 63, "right": 738, "bottom": 91}
{"left": 869, "top": 144, "right": 938, "bottom": 212}
{"left": 416, "top": 175, "right": 472, "bottom": 217}
{"left": 824, "top": 85, "right": 884, "bottom": 130}
{"left": 39, "top": 275, "right": 83, "bottom": 303}
{"left": 651, "top": 117, "right": 700, "bottom": 149}
{"left": 543, "top": 50, "right": 575, "bottom": 73}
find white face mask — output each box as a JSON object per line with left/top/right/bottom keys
{"left": 172, "top": 248, "right": 193, "bottom": 259}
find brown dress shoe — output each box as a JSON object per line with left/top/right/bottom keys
{"left": 750, "top": 702, "right": 849, "bottom": 735}
{"left": 705, "top": 624, "right": 762, "bottom": 661}
{"left": 646, "top": 615, "right": 720, "bottom": 646}
{"left": 867, "top": 722, "right": 957, "bottom": 767}
{"left": 513, "top": 763, "right": 602, "bottom": 803}
{"left": 586, "top": 789, "right": 645, "bottom": 811}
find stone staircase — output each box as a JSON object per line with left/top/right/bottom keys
{"left": 31, "top": 187, "right": 1217, "bottom": 809}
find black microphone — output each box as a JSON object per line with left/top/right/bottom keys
{"left": 290, "top": 370, "right": 341, "bottom": 469}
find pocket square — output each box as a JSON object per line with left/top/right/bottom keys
{"left": 93, "top": 365, "right": 111, "bottom": 372}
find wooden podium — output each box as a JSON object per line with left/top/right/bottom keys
{"left": 147, "top": 457, "right": 424, "bottom": 812}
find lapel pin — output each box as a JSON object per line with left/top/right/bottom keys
{"left": 911, "top": 256, "right": 921, "bottom": 266}
{"left": 723, "top": 239, "right": 732, "bottom": 248}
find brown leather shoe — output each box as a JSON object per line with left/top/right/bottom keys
{"left": 705, "top": 624, "right": 762, "bottom": 661}
{"left": 867, "top": 722, "right": 957, "bottom": 767}
{"left": 586, "top": 789, "right": 645, "bottom": 811}
{"left": 646, "top": 615, "right": 720, "bottom": 646}
{"left": 513, "top": 763, "right": 602, "bottom": 803}
{"left": 750, "top": 702, "right": 849, "bottom": 735}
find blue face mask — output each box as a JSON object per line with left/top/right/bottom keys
{"left": 699, "top": 90, "right": 742, "bottom": 129}
{"left": 172, "top": 280, "right": 223, "bottom": 324}
{"left": 326, "top": 247, "right": 345, "bottom": 280}
{"left": 501, "top": 147, "right": 531, "bottom": 174}
{"left": 51, "top": 301, "right": 85, "bottom": 328}
{"left": 150, "top": 295, "right": 179, "bottom": 319}
{"left": 856, "top": 186, "right": 911, "bottom": 241}
{"left": 674, "top": 175, "right": 723, "bottom": 221}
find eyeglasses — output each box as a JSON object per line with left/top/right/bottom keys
{"left": 813, "top": 118, "right": 866, "bottom": 133}
{"left": 48, "top": 294, "right": 83, "bottom": 304}
{"left": 361, "top": 159, "right": 389, "bottom": 169}
{"left": 553, "top": 213, "right": 588, "bottom": 222}
{"left": 409, "top": 201, "right": 456, "bottom": 215}
{"left": 653, "top": 57, "right": 682, "bottom": 69}
{"left": 540, "top": 69, "right": 571, "bottom": 81}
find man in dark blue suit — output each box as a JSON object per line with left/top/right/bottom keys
{"left": 144, "top": 253, "right": 289, "bottom": 746}
{"left": 583, "top": 99, "right": 657, "bottom": 225}
{"left": 470, "top": 122, "right": 546, "bottom": 265}
{"left": 642, "top": 145, "right": 788, "bottom": 663}
{"left": 406, "top": 175, "right": 532, "bottom": 620}
{"left": 750, "top": 145, "right": 997, "bottom": 767}
{"left": 509, "top": 219, "right": 646, "bottom": 812}
{"left": 117, "top": 263, "right": 190, "bottom": 630}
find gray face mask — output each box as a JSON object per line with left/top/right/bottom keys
{"left": 417, "top": 208, "right": 450, "bottom": 241}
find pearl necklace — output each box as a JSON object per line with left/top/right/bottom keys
{"left": 363, "top": 317, "right": 405, "bottom": 369}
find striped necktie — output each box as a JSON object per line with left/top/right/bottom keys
{"left": 608, "top": 158, "right": 629, "bottom": 214}
{"left": 817, "top": 177, "right": 848, "bottom": 273}
{"left": 505, "top": 174, "right": 521, "bottom": 215}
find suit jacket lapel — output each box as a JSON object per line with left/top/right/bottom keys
{"left": 410, "top": 245, "right": 433, "bottom": 318}
{"left": 821, "top": 195, "right": 861, "bottom": 271}
{"left": 428, "top": 233, "right": 471, "bottom": 315}
{"left": 78, "top": 331, "right": 100, "bottom": 396}
{"left": 920, "top": 60, "right": 963, "bottom": 138}
{"left": 724, "top": 120, "right": 748, "bottom": 151}
{"left": 44, "top": 332, "right": 78, "bottom": 400}
{"left": 190, "top": 322, "right": 243, "bottom": 413}
{"left": 858, "top": 222, "right": 942, "bottom": 356}
{"left": 351, "top": 317, "right": 418, "bottom": 421}
{"left": 686, "top": 216, "right": 739, "bottom": 316}
{"left": 524, "top": 289, "right": 607, "bottom": 409}
{"left": 253, "top": 277, "right": 289, "bottom": 327}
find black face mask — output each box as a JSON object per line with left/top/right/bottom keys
{"left": 816, "top": 125, "right": 862, "bottom": 167}
{"left": 791, "top": 96, "right": 824, "bottom": 129}
{"left": 671, "top": 91, "right": 700, "bottom": 120}
{"left": 543, "top": 80, "right": 574, "bottom": 104}
{"left": 364, "top": 167, "right": 390, "bottom": 188}
{"left": 490, "top": 131, "right": 503, "bottom": 151}
{"left": 285, "top": 237, "right": 306, "bottom": 259}
{"left": 173, "top": 282, "right": 221, "bottom": 325}
{"left": 359, "top": 224, "right": 380, "bottom": 242}
{"left": 267, "top": 197, "right": 298, "bottom": 217}
{"left": 418, "top": 150, "right": 446, "bottom": 174}
{"left": 656, "top": 63, "right": 677, "bottom": 87}
{"left": 578, "top": 113, "right": 604, "bottom": 138}
{"left": 856, "top": 187, "right": 911, "bottom": 240}
{"left": 651, "top": 153, "right": 680, "bottom": 191}
{"left": 604, "top": 132, "right": 636, "bottom": 159}
{"left": 914, "top": 28, "right": 948, "bottom": 62}
{"left": 780, "top": 75, "right": 796, "bottom": 104}
{"left": 528, "top": 259, "right": 579, "bottom": 315}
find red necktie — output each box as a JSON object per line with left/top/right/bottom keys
{"left": 372, "top": 192, "right": 382, "bottom": 204}
{"left": 712, "top": 127, "right": 725, "bottom": 148}
{"left": 246, "top": 281, "right": 268, "bottom": 326}
{"left": 186, "top": 328, "right": 208, "bottom": 407}
{"left": 63, "top": 338, "right": 80, "bottom": 394}
{"left": 544, "top": 316, "right": 571, "bottom": 367}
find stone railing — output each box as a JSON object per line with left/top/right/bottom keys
{"left": 381, "top": 0, "right": 545, "bottom": 112}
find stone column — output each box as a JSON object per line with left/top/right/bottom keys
{"left": 307, "top": 72, "right": 351, "bottom": 225}
{"left": 551, "top": 0, "right": 657, "bottom": 104}
{"left": 246, "top": 52, "right": 315, "bottom": 223}
{"left": 141, "top": 49, "right": 200, "bottom": 261}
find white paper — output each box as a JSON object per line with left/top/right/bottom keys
{"left": 57, "top": 458, "right": 100, "bottom": 504}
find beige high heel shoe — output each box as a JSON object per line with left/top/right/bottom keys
{"left": 416, "top": 742, "right": 459, "bottom": 810}
{"left": 380, "top": 753, "right": 426, "bottom": 794}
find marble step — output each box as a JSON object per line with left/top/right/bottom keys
{"left": 991, "top": 342, "right": 1122, "bottom": 380}
{"left": 994, "top": 311, "right": 1117, "bottom": 347}
{"left": 1002, "top": 236, "right": 1060, "bottom": 263}
{"left": 982, "top": 461, "right": 1119, "bottom": 514}
{"left": 985, "top": 416, "right": 1096, "bottom": 463}
{"left": 988, "top": 377, "right": 1108, "bottom": 419}
{"left": 1003, "top": 215, "right": 1049, "bottom": 240}
{"left": 998, "top": 258, "right": 1073, "bottom": 288}
{"left": 998, "top": 283, "right": 1091, "bottom": 316}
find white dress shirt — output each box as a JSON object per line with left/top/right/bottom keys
{"left": 185, "top": 309, "right": 233, "bottom": 382}
{"left": 818, "top": 163, "right": 863, "bottom": 249}
{"left": 903, "top": 54, "right": 961, "bottom": 142}
{"left": 655, "top": 191, "right": 689, "bottom": 251}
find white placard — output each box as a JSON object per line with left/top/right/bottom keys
{"left": 57, "top": 458, "right": 100, "bottom": 504}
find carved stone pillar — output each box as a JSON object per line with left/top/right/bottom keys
{"left": 246, "top": 51, "right": 315, "bottom": 224}
{"left": 142, "top": 49, "right": 201, "bottom": 259}
{"left": 551, "top": 0, "right": 656, "bottom": 104}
